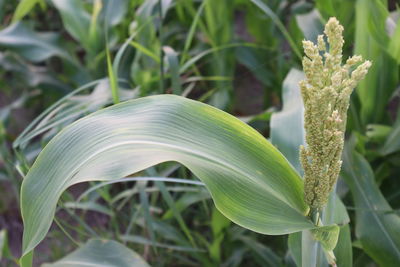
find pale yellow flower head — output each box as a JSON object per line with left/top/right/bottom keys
{"left": 300, "top": 17, "right": 371, "bottom": 210}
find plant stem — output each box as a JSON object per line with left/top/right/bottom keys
{"left": 302, "top": 209, "right": 320, "bottom": 267}
{"left": 302, "top": 229, "right": 318, "bottom": 267}
{"left": 318, "top": 185, "right": 338, "bottom": 267}
{"left": 302, "top": 185, "right": 338, "bottom": 267}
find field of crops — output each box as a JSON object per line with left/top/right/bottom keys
{"left": 1, "top": 0, "right": 400, "bottom": 266}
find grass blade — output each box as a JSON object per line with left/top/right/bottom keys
{"left": 250, "top": 0, "right": 302, "bottom": 60}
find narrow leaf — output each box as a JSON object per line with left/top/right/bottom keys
{"left": 163, "top": 46, "right": 182, "bottom": 94}
{"left": 0, "top": 229, "right": 9, "bottom": 260}
{"left": 381, "top": 117, "right": 400, "bottom": 155}
{"left": 106, "top": 47, "right": 120, "bottom": 104}
{"left": 250, "top": 0, "right": 302, "bottom": 60}
{"left": 13, "top": 0, "right": 43, "bottom": 22}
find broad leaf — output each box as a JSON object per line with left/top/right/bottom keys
{"left": 51, "top": 0, "right": 128, "bottom": 54}
{"left": 0, "top": 22, "right": 70, "bottom": 62}
{"left": 354, "top": 0, "right": 398, "bottom": 124}
{"left": 342, "top": 142, "right": 400, "bottom": 266}
{"left": 270, "top": 68, "right": 305, "bottom": 174}
{"left": 102, "top": 0, "right": 128, "bottom": 27}
{"left": 51, "top": 0, "right": 91, "bottom": 50}
{"left": 310, "top": 225, "right": 340, "bottom": 252}
{"left": 20, "top": 95, "right": 313, "bottom": 259}
{"left": 388, "top": 15, "right": 400, "bottom": 64}
{"left": 42, "top": 239, "right": 149, "bottom": 267}
{"left": 295, "top": 9, "right": 323, "bottom": 43}
{"left": 334, "top": 225, "right": 352, "bottom": 267}
{"left": 0, "top": 52, "right": 69, "bottom": 90}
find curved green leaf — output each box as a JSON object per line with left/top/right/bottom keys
{"left": 0, "top": 22, "right": 69, "bottom": 63}
{"left": 288, "top": 201, "right": 351, "bottom": 267}
{"left": 51, "top": 0, "right": 91, "bottom": 50}
{"left": 381, "top": 117, "right": 400, "bottom": 155}
{"left": 342, "top": 142, "right": 400, "bottom": 266}
{"left": 13, "top": 0, "right": 44, "bottom": 22}
{"left": 311, "top": 225, "right": 340, "bottom": 252}
{"left": 250, "top": 0, "right": 302, "bottom": 60}
{"left": 21, "top": 95, "right": 312, "bottom": 258}
{"left": 42, "top": 239, "right": 149, "bottom": 267}
{"left": 102, "top": 0, "right": 128, "bottom": 27}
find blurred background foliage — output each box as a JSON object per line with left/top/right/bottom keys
{"left": 1, "top": 0, "right": 400, "bottom": 266}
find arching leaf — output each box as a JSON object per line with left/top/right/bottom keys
{"left": 20, "top": 95, "right": 313, "bottom": 259}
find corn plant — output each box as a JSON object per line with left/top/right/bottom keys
{"left": 14, "top": 17, "right": 373, "bottom": 267}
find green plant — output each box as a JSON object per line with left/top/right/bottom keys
{"left": 3, "top": 0, "right": 400, "bottom": 266}
{"left": 16, "top": 17, "right": 372, "bottom": 267}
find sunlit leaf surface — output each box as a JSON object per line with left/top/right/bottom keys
{"left": 42, "top": 239, "right": 149, "bottom": 267}
{"left": 21, "top": 95, "right": 313, "bottom": 257}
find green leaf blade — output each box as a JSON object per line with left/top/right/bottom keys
{"left": 20, "top": 95, "right": 312, "bottom": 257}
{"left": 0, "top": 22, "right": 69, "bottom": 62}
{"left": 13, "top": 0, "right": 42, "bottom": 22}
{"left": 42, "top": 239, "right": 149, "bottom": 267}
{"left": 342, "top": 144, "right": 400, "bottom": 266}
{"left": 270, "top": 68, "right": 305, "bottom": 174}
